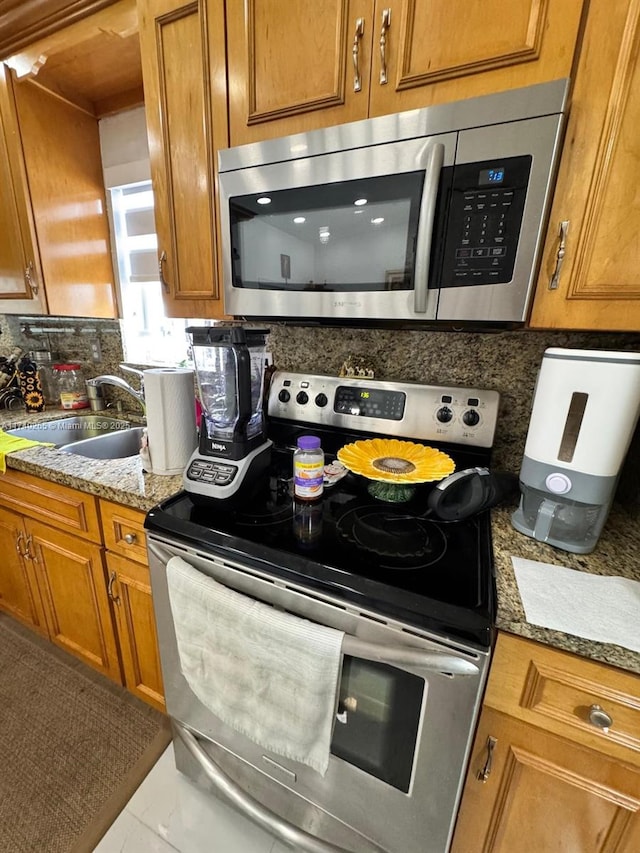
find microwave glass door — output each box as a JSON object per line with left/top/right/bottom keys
{"left": 330, "top": 656, "right": 425, "bottom": 793}
{"left": 229, "top": 174, "right": 425, "bottom": 294}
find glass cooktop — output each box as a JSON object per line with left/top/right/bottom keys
{"left": 146, "top": 424, "right": 496, "bottom": 649}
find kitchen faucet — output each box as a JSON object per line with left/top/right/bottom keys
{"left": 86, "top": 365, "right": 145, "bottom": 414}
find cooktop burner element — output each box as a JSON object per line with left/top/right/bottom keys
{"left": 146, "top": 371, "right": 501, "bottom": 648}
{"left": 338, "top": 506, "right": 448, "bottom": 565}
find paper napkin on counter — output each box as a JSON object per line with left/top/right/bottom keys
{"left": 512, "top": 557, "right": 640, "bottom": 653}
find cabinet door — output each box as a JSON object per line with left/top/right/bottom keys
{"left": 529, "top": 0, "right": 640, "bottom": 331}
{"left": 106, "top": 551, "right": 165, "bottom": 712}
{"left": 452, "top": 708, "right": 640, "bottom": 853}
{"left": 226, "top": 0, "right": 374, "bottom": 145}
{"left": 368, "top": 0, "right": 585, "bottom": 117}
{"left": 0, "top": 63, "right": 46, "bottom": 313}
{"left": 139, "top": 0, "right": 228, "bottom": 319}
{"left": 0, "top": 506, "right": 47, "bottom": 635}
{"left": 11, "top": 73, "right": 118, "bottom": 319}
{"left": 26, "top": 518, "right": 122, "bottom": 682}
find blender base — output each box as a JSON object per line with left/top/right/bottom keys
{"left": 183, "top": 440, "right": 273, "bottom": 507}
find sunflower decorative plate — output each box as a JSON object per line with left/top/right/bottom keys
{"left": 337, "top": 438, "right": 455, "bottom": 502}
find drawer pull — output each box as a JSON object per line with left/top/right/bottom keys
{"left": 124, "top": 532, "right": 137, "bottom": 545}
{"left": 588, "top": 704, "right": 612, "bottom": 733}
{"left": 477, "top": 735, "right": 497, "bottom": 782}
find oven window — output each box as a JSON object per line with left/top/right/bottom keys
{"left": 331, "top": 657, "right": 424, "bottom": 793}
{"left": 229, "top": 173, "right": 423, "bottom": 293}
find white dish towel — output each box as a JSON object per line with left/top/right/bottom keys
{"left": 166, "top": 555, "right": 345, "bottom": 776}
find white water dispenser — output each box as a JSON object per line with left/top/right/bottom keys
{"left": 512, "top": 348, "right": 640, "bottom": 553}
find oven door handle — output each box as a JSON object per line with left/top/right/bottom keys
{"left": 147, "top": 542, "right": 479, "bottom": 677}
{"left": 343, "top": 636, "right": 479, "bottom": 676}
{"left": 173, "top": 720, "right": 383, "bottom": 853}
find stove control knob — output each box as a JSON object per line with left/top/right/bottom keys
{"left": 278, "top": 389, "right": 291, "bottom": 403}
{"left": 296, "top": 391, "right": 309, "bottom": 405}
{"left": 436, "top": 406, "right": 453, "bottom": 423}
{"left": 463, "top": 409, "right": 480, "bottom": 427}
{"left": 315, "top": 393, "right": 328, "bottom": 408}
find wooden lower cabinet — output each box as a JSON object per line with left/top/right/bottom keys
{"left": 0, "top": 470, "right": 165, "bottom": 712}
{"left": 104, "top": 551, "right": 165, "bottom": 712}
{"left": 100, "top": 499, "right": 165, "bottom": 712}
{"left": 452, "top": 633, "right": 640, "bottom": 852}
{"left": 453, "top": 708, "right": 640, "bottom": 852}
{"left": 0, "top": 504, "right": 121, "bottom": 680}
{"left": 27, "top": 518, "right": 122, "bottom": 681}
{"left": 0, "top": 504, "right": 48, "bottom": 635}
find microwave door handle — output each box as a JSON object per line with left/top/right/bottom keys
{"left": 173, "top": 721, "right": 384, "bottom": 853}
{"left": 413, "top": 141, "right": 445, "bottom": 313}
{"left": 343, "top": 635, "right": 479, "bottom": 676}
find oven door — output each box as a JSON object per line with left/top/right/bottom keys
{"left": 219, "top": 133, "right": 457, "bottom": 323}
{"left": 148, "top": 536, "right": 490, "bottom": 853}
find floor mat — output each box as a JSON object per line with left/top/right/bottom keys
{"left": 0, "top": 613, "right": 171, "bottom": 853}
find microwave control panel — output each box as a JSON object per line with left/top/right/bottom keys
{"left": 437, "top": 155, "right": 532, "bottom": 289}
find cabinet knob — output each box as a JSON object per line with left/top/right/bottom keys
{"left": 588, "top": 704, "right": 612, "bottom": 734}
{"left": 124, "top": 532, "right": 137, "bottom": 545}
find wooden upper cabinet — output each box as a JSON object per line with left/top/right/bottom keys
{"left": 368, "top": 0, "right": 585, "bottom": 115}
{"left": 0, "top": 0, "right": 145, "bottom": 319}
{"left": 11, "top": 74, "right": 119, "bottom": 318}
{"left": 138, "top": 0, "right": 228, "bottom": 319}
{"left": 226, "top": 0, "right": 373, "bottom": 146}
{"left": 529, "top": 0, "right": 640, "bottom": 332}
{"left": 0, "top": 62, "right": 46, "bottom": 312}
{"left": 226, "top": 0, "right": 585, "bottom": 145}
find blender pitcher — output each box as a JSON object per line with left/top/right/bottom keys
{"left": 184, "top": 326, "right": 272, "bottom": 505}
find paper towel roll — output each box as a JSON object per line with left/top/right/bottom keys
{"left": 144, "top": 368, "right": 197, "bottom": 475}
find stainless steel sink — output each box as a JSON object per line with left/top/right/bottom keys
{"left": 60, "top": 426, "right": 145, "bottom": 460}
{"left": 6, "top": 416, "right": 133, "bottom": 447}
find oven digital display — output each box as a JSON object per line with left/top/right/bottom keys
{"left": 335, "top": 386, "right": 406, "bottom": 420}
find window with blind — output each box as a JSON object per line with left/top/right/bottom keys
{"left": 109, "top": 180, "right": 199, "bottom": 365}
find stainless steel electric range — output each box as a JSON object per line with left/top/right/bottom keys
{"left": 146, "top": 371, "right": 501, "bottom": 853}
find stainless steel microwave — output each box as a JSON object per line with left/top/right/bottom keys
{"left": 218, "top": 79, "right": 569, "bottom": 325}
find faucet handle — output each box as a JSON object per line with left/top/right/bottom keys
{"left": 119, "top": 364, "right": 144, "bottom": 379}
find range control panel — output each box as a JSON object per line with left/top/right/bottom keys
{"left": 268, "top": 371, "right": 500, "bottom": 448}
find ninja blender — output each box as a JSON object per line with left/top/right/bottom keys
{"left": 183, "top": 326, "right": 271, "bottom": 505}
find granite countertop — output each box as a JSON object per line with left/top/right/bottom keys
{"left": 0, "top": 409, "right": 182, "bottom": 511}
{"left": 492, "top": 500, "right": 640, "bottom": 677}
{"left": 2, "top": 409, "right": 639, "bottom": 677}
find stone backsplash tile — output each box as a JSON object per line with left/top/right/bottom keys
{"left": 2, "top": 315, "right": 638, "bottom": 506}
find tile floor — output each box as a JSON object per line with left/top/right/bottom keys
{"left": 95, "top": 745, "right": 290, "bottom": 853}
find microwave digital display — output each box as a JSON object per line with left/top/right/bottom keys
{"left": 478, "top": 166, "right": 505, "bottom": 186}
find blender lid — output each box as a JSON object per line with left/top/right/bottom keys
{"left": 187, "top": 325, "right": 270, "bottom": 346}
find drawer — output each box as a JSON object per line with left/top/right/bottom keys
{"left": 0, "top": 468, "right": 101, "bottom": 542}
{"left": 485, "top": 632, "right": 640, "bottom": 767}
{"left": 100, "top": 499, "right": 148, "bottom": 565}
